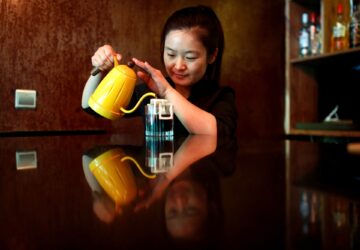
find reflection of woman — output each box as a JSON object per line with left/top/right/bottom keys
{"left": 82, "top": 133, "right": 237, "bottom": 244}
{"left": 165, "top": 176, "right": 209, "bottom": 239}
{"left": 134, "top": 135, "right": 237, "bottom": 249}
{"left": 134, "top": 135, "right": 217, "bottom": 210}
{"left": 163, "top": 136, "right": 237, "bottom": 249}
{"left": 164, "top": 162, "right": 222, "bottom": 249}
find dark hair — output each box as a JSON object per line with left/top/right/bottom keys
{"left": 160, "top": 5, "right": 225, "bottom": 85}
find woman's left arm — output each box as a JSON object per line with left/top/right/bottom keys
{"left": 133, "top": 58, "right": 217, "bottom": 135}
{"left": 164, "top": 87, "right": 217, "bottom": 135}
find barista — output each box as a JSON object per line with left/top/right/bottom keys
{"left": 82, "top": 5, "right": 237, "bottom": 137}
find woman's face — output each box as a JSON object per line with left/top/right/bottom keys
{"left": 163, "top": 28, "right": 211, "bottom": 89}
{"left": 165, "top": 179, "right": 208, "bottom": 239}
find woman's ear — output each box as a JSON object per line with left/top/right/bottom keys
{"left": 208, "top": 48, "right": 218, "bottom": 64}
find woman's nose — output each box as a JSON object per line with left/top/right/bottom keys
{"left": 174, "top": 58, "right": 186, "bottom": 70}
{"left": 174, "top": 194, "right": 187, "bottom": 209}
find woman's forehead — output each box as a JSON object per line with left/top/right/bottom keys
{"left": 164, "top": 29, "right": 206, "bottom": 52}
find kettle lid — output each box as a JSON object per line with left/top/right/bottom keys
{"left": 113, "top": 57, "right": 136, "bottom": 79}
{"left": 115, "top": 64, "right": 137, "bottom": 79}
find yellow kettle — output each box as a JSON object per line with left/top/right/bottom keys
{"left": 88, "top": 57, "right": 156, "bottom": 120}
{"left": 89, "top": 148, "right": 156, "bottom": 208}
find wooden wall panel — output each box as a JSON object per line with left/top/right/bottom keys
{"left": 0, "top": 0, "right": 285, "bottom": 138}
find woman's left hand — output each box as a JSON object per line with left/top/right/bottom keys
{"left": 132, "top": 58, "right": 172, "bottom": 98}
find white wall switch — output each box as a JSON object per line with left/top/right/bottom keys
{"left": 15, "top": 89, "right": 36, "bottom": 109}
{"left": 16, "top": 151, "right": 37, "bottom": 170}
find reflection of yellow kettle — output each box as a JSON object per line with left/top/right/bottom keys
{"left": 89, "top": 148, "right": 156, "bottom": 207}
{"left": 88, "top": 57, "right": 156, "bottom": 120}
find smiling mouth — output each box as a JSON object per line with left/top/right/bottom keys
{"left": 173, "top": 73, "right": 187, "bottom": 79}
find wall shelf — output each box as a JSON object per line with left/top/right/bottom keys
{"left": 285, "top": 0, "right": 360, "bottom": 138}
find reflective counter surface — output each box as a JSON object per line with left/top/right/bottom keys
{"left": 1, "top": 133, "right": 360, "bottom": 249}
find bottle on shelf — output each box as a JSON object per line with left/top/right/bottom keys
{"left": 310, "top": 12, "right": 321, "bottom": 55}
{"left": 350, "top": 0, "right": 360, "bottom": 48}
{"left": 298, "top": 12, "right": 311, "bottom": 57}
{"left": 299, "top": 192, "right": 310, "bottom": 234}
{"left": 331, "top": 3, "right": 348, "bottom": 52}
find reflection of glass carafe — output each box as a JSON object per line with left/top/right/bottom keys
{"left": 88, "top": 57, "right": 156, "bottom": 120}
{"left": 89, "top": 148, "right": 156, "bottom": 209}
{"left": 146, "top": 137, "right": 174, "bottom": 173}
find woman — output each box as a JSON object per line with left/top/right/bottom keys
{"left": 82, "top": 5, "right": 237, "bottom": 136}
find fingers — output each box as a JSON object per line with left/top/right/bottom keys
{"left": 132, "top": 58, "right": 155, "bottom": 75}
{"left": 91, "top": 45, "right": 122, "bottom": 71}
{"left": 133, "top": 57, "right": 152, "bottom": 83}
{"left": 133, "top": 57, "right": 169, "bottom": 98}
{"left": 91, "top": 46, "right": 111, "bottom": 68}
{"left": 137, "top": 71, "right": 151, "bottom": 83}
{"left": 132, "top": 57, "right": 146, "bottom": 71}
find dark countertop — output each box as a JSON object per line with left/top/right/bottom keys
{"left": 0, "top": 133, "right": 359, "bottom": 249}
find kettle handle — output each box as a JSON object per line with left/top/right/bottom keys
{"left": 121, "top": 156, "right": 156, "bottom": 179}
{"left": 120, "top": 92, "right": 157, "bottom": 114}
{"left": 90, "top": 55, "right": 120, "bottom": 76}
{"left": 113, "top": 55, "right": 119, "bottom": 67}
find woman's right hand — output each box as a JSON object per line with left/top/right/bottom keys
{"left": 132, "top": 58, "right": 172, "bottom": 98}
{"left": 91, "top": 45, "right": 122, "bottom": 72}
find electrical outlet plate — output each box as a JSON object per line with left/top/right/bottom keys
{"left": 16, "top": 151, "right": 37, "bottom": 170}
{"left": 15, "top": 89, "right": 36, "bottom": 109}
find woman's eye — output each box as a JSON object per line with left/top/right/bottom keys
{"left": 185, "top": 55, "right": 198, "bottom": 61}
{"left": 167, "top": 54, "right": 175, "bottom": 58}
